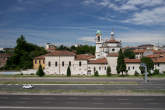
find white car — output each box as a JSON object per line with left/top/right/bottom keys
{"left": 22, "top": 84, "right": 33, "bottom": 89}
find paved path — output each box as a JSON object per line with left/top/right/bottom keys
{"left": 0, "top": 95, "right": 164, "bottom": 110}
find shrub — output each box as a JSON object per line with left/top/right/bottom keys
{"left": 94, "top": 71, "right": 99, "bottom": 77}
{"left": 106, "top": 66, "right": 111, "bottom": 76}
{"left": 67, "top": 66, "right": 71, "bottom": 77}
{"left": 134, "top": 71, "right": 139, "bottom": 76}
{"left": 153, "top": 69, "right": 160, "bottom": 75}
{"left": 36, "top": 65, "right": 45, "bottom": 77}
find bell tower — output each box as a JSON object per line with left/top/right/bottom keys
{"left": 95, "top": 30, "right": 102, "bottom": 59}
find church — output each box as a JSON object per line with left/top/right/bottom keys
{"left": 33, "top": 30, "right": 165, "bottom": 76}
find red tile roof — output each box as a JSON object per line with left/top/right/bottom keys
{"left": 124, "top": 58, "right": 141, "bottom": 63}
{"left": 88, "top": 58, "right": 107, "bottom": 64}
{"left": 75, "top": 54, "right": 95, "bottom": 60}
{"left": 153, "top": 57, "right": 165, "bottom": 63}
{"left": 133, "top": 49, "right": 146, "bottom": 53}
{"left": 46, "top": 50, "right": 75, "bottom": 56}
{"left": 34, "top": 55, "right": 45, "bottom": 59}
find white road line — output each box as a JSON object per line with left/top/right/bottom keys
{"left": 148, "top": 102, "right": 159, "bottom": 105}
{"left": 118, "top": 98, "right": 129, "bottom": 101}
{"left": 16, "top": 101, "right": 27, "bottom": 104}
{"left": 0, "top": 97, "right": 8, "bottom": 99}
{"left": 0, "top": 106, "right": 153, "bottom": 109}
{"left": 120, "top": 102, "right": 131, "bottom": 105}
{"left": 20, "top": 97, "right": 31, "bottom": 100}
{"left": 144, "top": 98, "right": 154, "bottom": 101}
{"left": 92, "top": 98, "right": 104, "bottom": 100}
{"left": 93, "top": 102, "right": 104, "bottom": 104}
{"left": 43, "top": 97, "right": 55, "bottom": 100}
{"left": 68, "top": 97, "right": 78, "bottom": 100}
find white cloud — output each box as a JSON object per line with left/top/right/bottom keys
{"left": 124, "top": 6, "right": 165, "bottom": 25}
{"left": 79, "top": 37, "right": 95, "bottom": 42}
{"left": 119, "top": 32, "right": 165, "bottom": 45}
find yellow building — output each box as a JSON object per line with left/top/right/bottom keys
{"left": 33, "top": 55, "right": 45, "bottom": 69}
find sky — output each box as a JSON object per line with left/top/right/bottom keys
{"left": 0, "top": 0, "right": 165, "bottom": 48}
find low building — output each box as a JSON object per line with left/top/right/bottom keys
{"left": 0, "top": 53, "right": 11, "bottom": 68}
{"left": 33, "top": 55, "right": 45, "bottom": 69}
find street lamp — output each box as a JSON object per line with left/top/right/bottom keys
{"left": 140, "top": 63, "right": 148, "bottom": 83}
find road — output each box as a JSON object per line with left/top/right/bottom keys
{"left": 0, "top": 83, "right": 165, "bottom": 92}
{"left": 0, "top": 95, "right": 164, "bottom": 110}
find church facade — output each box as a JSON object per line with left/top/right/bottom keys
{"left": 34, "top": 30, "right": 165, "bottom": 75}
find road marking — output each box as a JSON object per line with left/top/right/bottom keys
{"left": 20, "top": 97, "right": 31, "bottom": 100}
{"left": 16, "top": 101, "right": 27, "bottom": 104}
{"left": 93, "top": 102, "right": 104, "bottom": 104}
{"left": 148, "top": 102, "right": 159, "bottom": 105}
{"left": 44, "top": 97, "right": 55, "bottom": 100}
{"left": 92, "top": 98, "right": 104, "bottom": 100}
{"left": 0, "top": 106, "right": 153, "bottom": 109}
{"left": 118, "top": 98, "right": 129, "bottom": 101}
{"left": 144, "top": 98, "right": 154, "bottom": 101}
{"left": 0, "top": 97, "right": 8, "bottom": 99}
{"left": 66, "top": 101, "right": 77, "bottom": 103}
{"left": 68, "top": 97, "right": 78, "bottom": 100}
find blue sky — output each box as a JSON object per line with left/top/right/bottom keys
{"left": 0, "top": 0, "right": 165, "bottom": 48}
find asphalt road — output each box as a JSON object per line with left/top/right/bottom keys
{"left": 0, "top": 95, "right": 164, "bottom": 110}
{"left": 0, "top": 83, "right": 165, "bottom": 92}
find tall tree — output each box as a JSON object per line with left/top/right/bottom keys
{"left": 140, "top": 57, "right": 154, "bottom": 75}
{"left": 36, "top": 64, "right": 45, "bottom": 77}
{"left": 116, "top": 49, "right": 126, "bottom": 76}
{"left": 5, "top": 35, "right": 47, "bottom": 70}
{"left": 123, "top": 49, "right": 135, "bottom": 59}
{"left": 106, "top": 66, "right": 111, "bottom": 76}
{"left": 67, "top": 66, "right": 71, "bottom": 77}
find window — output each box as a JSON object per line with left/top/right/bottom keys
{"left": 94, "top": 67, "right": 96, "bottom": 72}
{"left": 43, "top": 60, "right": 45, "bottom": 64}
{"left": 99, "top": 66, "right": 101, "bottom": 70}
{"left": 69, "top": 61, "right": 71, "bottom": 66}
{"left": 35, "top": 60, "right": 37, "bottom": 64}
{"left": 104, "top": 66, "right": 106, "bottom": 70}
{"left": 97, "top": 36, "right": 100, "bottom": 42}
{"left": 55, "top": 62, "right": 57, "bottom": 67}
{"left": 79, "top": 61, "right": 81, "bottom": 67}
{"left": 158, "top": 63, "right": 160, "bottom": 67}
{"left": 48, "top": 62, "right": 51, "bottom": 67}
{"left": 128, "top": 66, "right": 130, "bottom": 70}
{"left": 132, "top": 66, "right": 134, "bottom": 70}
{"left": 39, "top": 60, "right": 41, "bottom": 64}
{"left": 62, "top": 61, "right": 64, "bottom": 67}
{"left": 112, "top": 48, "right": 115, "bottom": 51}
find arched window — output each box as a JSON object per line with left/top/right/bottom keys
{"left": 39, "top": 60, "right": 41, "bottom": 64}
{"left": 99, "top": 66, "right": 101, "bottom": 70}
{"left": 98, "top": 36, "right": 100, "bottom": 42}
{"left": 48, "top": 62, "right": 51, "bottom": 67}
{"left": 69, "top": 61, "right": 71, "bottom": 66}
{"left": 55, "top": 62, "right": 57, "bottom": 67}
{"left": 112, "top": 48, "right": 115, "bottom": 51}
{"left": 104, "top": 66, "right": 106, "bottom": 70}
{"left": 35, "top": 60, "right": 37, "bottom": 64}
{"left": 62, "top": 61, "right": 64, "bottom": 67}
{"left": 79, "top": 61, "right": 81, "bottom": 67}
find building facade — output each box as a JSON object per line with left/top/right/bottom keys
{"left": 38, "top": 30, "right": 165, "bottom": 75}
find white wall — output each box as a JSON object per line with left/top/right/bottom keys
{"left": 88, "top": 64, "right": 107, "bottom": 75}
{"left": 126, "top": 63, "right": 141, "bottom": 75}
{"left": 107, "top": 56, "right": 118, "bottom": 74}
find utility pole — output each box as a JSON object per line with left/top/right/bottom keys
{"left": 141, "top": 63, "right": 148, "bottom": 83}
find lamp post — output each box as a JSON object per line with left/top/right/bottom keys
{"left": 140, "top": 63, "right": 148, "bottom": 83}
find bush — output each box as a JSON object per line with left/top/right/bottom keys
{"left": 36, "top": 65, "right": 45, "bottom": 77}
{"left": 134, "top": 71, "right": 139, "bottom": 76}
{"left": 153, "top": 69, "right": 160, "bottom": 75}
{"left": 106, "top": 66, "right": 111, "bottom": 76}
{"left": 67, "top": 66, "right": 71, "bottom": 77}
{"left": 94, "top": 71, "right": 99, "bottom": 77}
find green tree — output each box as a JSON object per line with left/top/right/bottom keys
{"left": 153, "top": 69, "right": 160, "bottom": 75}
{"left": 141, "top": 57, "right": 154, "bottom": 75}
{"left": 139, "top": 66, "right": 145, "bottom": 74}
{"left": 67, "top": 66, "right": 71, "bottom": 77}
{"left": 94, "top": 71, "right": 99, "bottom": 77}
{"left": 36, "top": 64, "right": 45, "bottom": 77}
{"left": 134, "top": 71, "right": 139, "bottom": 76}
{"left": 116, "top": 49, "right": 126, "bottom": 76}
{"left": 4, "top": 35, "right": 47, "bottom": 70}
{"left": 123, "top": 49, "right": 135, "bottom": 59}
{"left": 106, "top": 66, "right": 111, "bottom": 76}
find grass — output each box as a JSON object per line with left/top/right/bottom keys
{"left": 0, "top": 73, "right": 165, "bottom": 78}
{"left": 0, "top": 81, "right": 138, "bottom": 85}
{"left": 0, "top": 89, "right": 165, "bottom": 95}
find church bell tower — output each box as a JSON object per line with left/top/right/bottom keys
{"left": 95, "top": 30, "right": 102, "bottom": 59}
